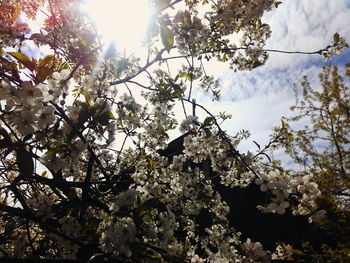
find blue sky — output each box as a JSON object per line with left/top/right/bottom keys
{"left": 191, "top": 0, "right": 350, "bottom": 163}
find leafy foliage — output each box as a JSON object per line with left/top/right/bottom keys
{"left": 273, "top": 63, "right": 350, "bottom": 262}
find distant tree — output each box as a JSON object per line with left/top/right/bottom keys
{"left": 272, "top": 63, "right": 350, "bottom": 262}
{"left": 0, "top": 0, "right": 348, "bottom": 262}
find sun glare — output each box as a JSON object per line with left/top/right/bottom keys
{"left": 81, "top": 0, "right": 152, "bottom": 53}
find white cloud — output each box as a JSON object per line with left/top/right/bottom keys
{"left": 262, "top": 0, "right": 350, "bottom": 69}
{"left": 190, "top": 0, "right": 350, "bottom": 167}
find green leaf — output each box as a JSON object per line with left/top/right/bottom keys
{"left": 281, "top": 119, "right": 286, "bottom": 129}
{"left": 80, "top": 39, "right": 87, "bottom": 47}
{"left": 45, "top": 149, "right": 56, "bottom": 155}
{"left": 333, "top": 32, "right": 340, "bottom": 43}
{"left": 8, "top": 52, "right": 36, "bottom": 72}
{"left": 203, "top": 117, "right": 215, "bottom": 127}
{"left": 178, "top": 72, "right": 187, "bottom": 78}
{"left": 253, "top": 140, "right": 261, "bottom": 150}
{"left": 288, "top": 133, "right": 294, "bottom": 141}
{"left": 262, "top": 152, "right": 272, "bottom": 163}
{"left": 81, "top": 89, "right": 91, "bottom": 107}
{"left": 222, "top": 53, "right": 228, "bottom": 62}
{"left": 274, "top": 1, "right": 282, "bottom": 8}
{"left": 30, "top": 33, "right": 46, "bottom": 41}
{"left": 67, "top": 189, "right": 78, "bottom": 202}
{"left": 161, "top": 26, "right": 174, "bottom": 53}
{"left": 108, "top": 111, "right": 117, "bottom": 120}
{"left": 146, "top": 254, "right": 162, "bottom": 259}
{"left": 148, "top": 157, "right": 153, "bottom": 169}
{"left": 9, "top": 62, "right": 20, "bottom": 80}
{"left": 199, "top": 128, "right": 210, "bottom": 138}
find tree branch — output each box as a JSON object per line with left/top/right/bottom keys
{"left": 161, "top": 46, "right": 328, "bottom": 61}
{"left": 109, "top": 49, "right": 165, "bottom": 86}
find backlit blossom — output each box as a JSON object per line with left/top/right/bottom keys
{"left": 244, "top": 238, "right": 270, "bottom": 263}
{"left": 37, "top": 105, "right": 56, "bottom": 128}
{"left": 17, "top": 81, "right": 42, "bottom": 106}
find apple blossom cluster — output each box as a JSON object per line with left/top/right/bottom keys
{"left": 171, "top": 0, "right": 276, "bottom": 70}
{"left": 271, "top": 244, "right": 293, "bottom": 261}
{"left": 100, "top": 217, "right": 137, "bottom": 258}
{"left": 183, "top": 131, "right": 219, "bottom": 163}
{"left": 26, "top": 193, "right": 55, "bottom": 221}
{"left": 0, "top": 79, "right": 59, "bottom": 136}
{"left": 180, "top": 115, "right": 200, "bottom": 133}
{"left": 244, "top": 238, "right": 271, "bottom": 263}
{"left": 187, "top": 237, "right": 272, "bottom": 263}
{"left": 109, "top": 188, "right": 138, "bottom": 213}
{"left": 209, "top": 0, "right": 275, "bottom": 35}
{"left": 255, "top": 170, "right": 326, "bottom": 222}
{"left": 141, "top": 101, "right": 178, "bottom": 151}
{"left": 255, "top": 170, "right": 290, "bottom": 215}
{"left": 80, "top": 68, "right": 116, "bottom": 101}
{"left": 172, "top": 10, "right": 211, "bottom": 56}
{"left": 182, "top": 130, "right": 258, "bottom": 188}
{"left": 322, "top": 33, "right": 349, "bottom": 61}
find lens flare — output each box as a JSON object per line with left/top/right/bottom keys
{"left": 81, "top": 0, "right": 151, "bottom": 53}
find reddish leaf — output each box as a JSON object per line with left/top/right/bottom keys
{"left": 38, "top": 55, "right": 54, "bottom": 68}
{"left": 8, "top": 52, "right": 36, "bottom": 72}
{"left": 36, "top": 66, "right": 53, "bottom": 83}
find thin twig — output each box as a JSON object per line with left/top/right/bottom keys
{"left": 181, "top": 99, "right": 188, "bottom": 119}
{"left": 126, "top": 80, "right": 157, "bottom": 91}
{"left": 109, "top": 49, "right": 165, "bottom": 86}
{"left": 162, "top": 46, "right": 326, "bottom": 61}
